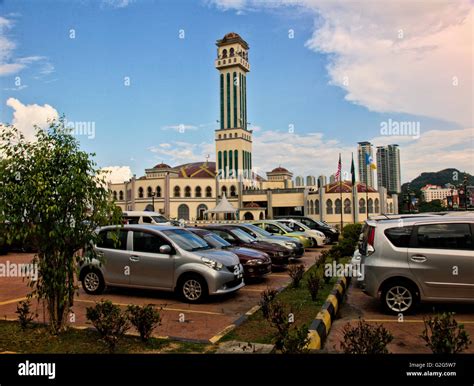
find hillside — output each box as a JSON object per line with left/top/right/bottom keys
{"left": 402, "top": 168, "right": 474, "bottom": 193}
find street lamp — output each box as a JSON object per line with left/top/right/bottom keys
{"left": 150, "top": 192, "right": 156, "bottom": 212}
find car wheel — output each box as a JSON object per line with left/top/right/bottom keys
{"left": 81, "top": 269, "right": 105, "bottom": 295}
{"left": 178, "top": 274, "right": 208, "bottom": 303}
{"left": 310, "top": 238, "right": 318, "bottom": 247}
{"left": 381, "top": 280, "right": 418, "bottom": 314}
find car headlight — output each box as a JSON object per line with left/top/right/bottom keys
{"left": 284, "top": 241, "right": 295, "bottom": 248}
{"left": 316, "top": 232, "right": 325, "bottom": 237}
{"left": 246, "top": 259, "right": 263, "bottom": 265}
{"left": 201, "top": 257, "right": 223, "bottom": 271}
{"left": 277, "top": 251, "right": 286, "bottom": 257}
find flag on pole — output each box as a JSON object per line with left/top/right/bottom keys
{"left": 351, "top": 153, "right": 355, "bottom": 185}
{"left": 365, "top": 152, "right": 377, "bottom": 170}
{"left": 335, "top": 154, "right": 342, "bottom": 182}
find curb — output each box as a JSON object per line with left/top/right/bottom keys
{"left": 209, "top": 284, "right": 288, "bottom": 344}
{"left": 306, "top": 276, "right": 349, "bottom": 350}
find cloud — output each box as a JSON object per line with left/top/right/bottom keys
{"left": 161, "top": 124, "right": 198, "bottom": 133}
{"left": 146, "top": 126, "right": 473, "bottom": 184}
{"left": 209, "top": 0, "right": 473, "bottom": 127}
{"left": 0, "top": 16, "right": 53, "bottom": 77}
{"left": 101, "top": 0, "right": 135, "bottom": 8}
{"left": 149, "top": 141, "right": 215, "bottom": 166}
{"left": 4, "top": 98, "right": 59, "bottom": 141}
{"left": 101, "top": 166, "right": 133, "bottom": 183}
{"left": 3, "top": 85, "right": 27, "bottom": 91}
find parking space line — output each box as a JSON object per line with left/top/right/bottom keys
{"left": 74, "top": 299, "right": 224, "bottom": 316}
{"left": 364, "top": 319, "right": 474, "bottom": 324}
{"left": 0, "top": 297, "right": 27, "bottom": 306}
{"left": 267, "top": 274, "right": 289, "bottom": 278}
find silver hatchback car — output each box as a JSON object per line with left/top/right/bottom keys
{"left": 360, "top": 216, "right": 474, "bottom": 314}
{"left": 79, "top": 225, "right": 244, "bottom": 303}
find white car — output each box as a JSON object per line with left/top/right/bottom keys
{"left": 276, "top": 219, "right": 327, "bottom": 247}
{"left": 121, "top": 211, "right": 178, "bottom": 226}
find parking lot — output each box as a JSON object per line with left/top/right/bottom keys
{"left": 324, "top": 280, "right": 474, "bottom": 353}
{"left": 0, "top": 248, "right": 325, "bottom": 343}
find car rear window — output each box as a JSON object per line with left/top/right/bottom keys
{"left": 415, "top": 223, "right": 473, "bottom": 250}
{"left": 384, "top": 226, "right": 413, "bottom": 248}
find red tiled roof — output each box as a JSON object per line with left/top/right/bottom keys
{"left": 325, "top": 181, "right": 377, "bottom": 193}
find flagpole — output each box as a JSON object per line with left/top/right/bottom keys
{"left": 339, "top": 153, "right": 343, "bottom": 232}
{"left": 351, "top": 152, "right": 356, "bottom": 224}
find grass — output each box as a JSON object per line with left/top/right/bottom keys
{"left": 0, "top": 320, "right": 214, "bottom": 354}
{"left": 220, "top": 261, "right": 340, "bottom": 345}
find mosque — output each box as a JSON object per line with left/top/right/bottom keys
{"left": 109, "top": 32, "right": 397, "bottom": 226}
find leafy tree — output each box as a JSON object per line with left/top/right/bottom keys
{"left": 0, "top": 119, "right": 121, "bottom": 334}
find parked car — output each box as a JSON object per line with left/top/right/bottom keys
{"left": 188, "top": 227, "right": 272, "bottom": 279}
{"left": 220, "top": 223, "right": 305, "bottom": 258}
{"left": 121, "top": 211, "right": 178, "bottom": 226}
{"left": 275, "top": 219, "right": 328, "bottom": 247}
{"left": 199, "top": 225, "right": 292, "bottom": 267}
{"left": 275, "top": 216, "right": 340, "bottom": 243}
{"left": 359, "top": 216, "right": 474, "bottom": 314}
{"left": 78, "top": 225, "right": 244, "bottom": 303}
{"left": 251, "top": 220, "right": 313, "bottom": 248}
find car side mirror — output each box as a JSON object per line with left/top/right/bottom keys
{"left": 159, "top": 245, "right": 172, "bottom": 254}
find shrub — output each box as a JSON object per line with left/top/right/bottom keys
{"left": 341, "top": 223, "right": 363, "bottom": 245}
{"left": 259, "top": 288, "right": 278, "bottom": 319}
{"left": 281, "top": 324, "right": 310, "bottom": 354}
{"left": 264, "top": 301, "right": 309, "bottom": 353}
{"left": 316, "top": 250, "right": 330, "bottom": 267}
{"left": 265, "top": 300, "right": 290, "bottom": 350}
{"left": 86, "top": 300, "right": 130, "bottom": 352}
{"left": 127, "top": 304, "right": 161, "bottom": 342}
{"left": 306, "top": 272, "right": 321, "bottom": 301}
{"left": 15, "top": 299, "right": 37, "bottom": 330}
{"left": 340, "top": 319, "right": 393, "bottom": 354}
{"left": 288, "top": 264, "right": 305, "bottom": 288}
{"left": 420, "top": 312, "right": 471, "bottom": 354}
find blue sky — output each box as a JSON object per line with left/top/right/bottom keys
{"left": 1, "top": 0, "right": 472, "bottom": 183}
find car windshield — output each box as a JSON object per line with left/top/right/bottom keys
{"left": 243, "top": 224, "right": 272, "bottom": 237}
{"left": 231, "top": 228, "right": 257, "bottom": 243}
{"left": 285, "top": 220, "right": 309, "bottom": 231}
{"left": 151, "top": 216, "right": 167, "bottom": 223}
{"left": 275, "top": 222, "right": 293, "bottom": 233}
{"left": 162, "top": 229, "right": 211, "bottom": 251}
{"left": 202, "top": 233, "right": 231, "bottom": 248}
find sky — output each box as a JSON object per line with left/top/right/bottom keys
{"left": 0, "top": 0, "right": 472, "bottom": 185}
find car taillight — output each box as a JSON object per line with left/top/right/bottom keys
{"left": 367, "top": 227, "right": 375, "bottom": 246}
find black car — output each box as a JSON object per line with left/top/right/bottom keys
{"left": 274, "top": 216, "right": 339, "bottom": 243}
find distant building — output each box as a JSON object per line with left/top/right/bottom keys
{"left": 376, "top": 144, "right": 401, "bottom": 194}
{"left": 421, "top": 184, "right": 457, "bottom": 203}
{"left": 295, "top": 176, "right": 305, "bottom": 187}
{"left": 329, "top": 174, "right": 336, "bottom": 184}
{"left": 306, "top": 175, "right": 316, "bottom": 186}
{"left": 357, "top": 141, "right": 375, "bottom": 188}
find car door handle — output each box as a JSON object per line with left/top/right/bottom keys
{"left": 410, "top": 255, "right": 427, "bottom": 263}
{"left": 129, "top": 255, "right": 140, "bottom": 262}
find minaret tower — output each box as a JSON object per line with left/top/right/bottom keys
{"left": 215, "top": 32, "right": 252, "bottom": 181}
